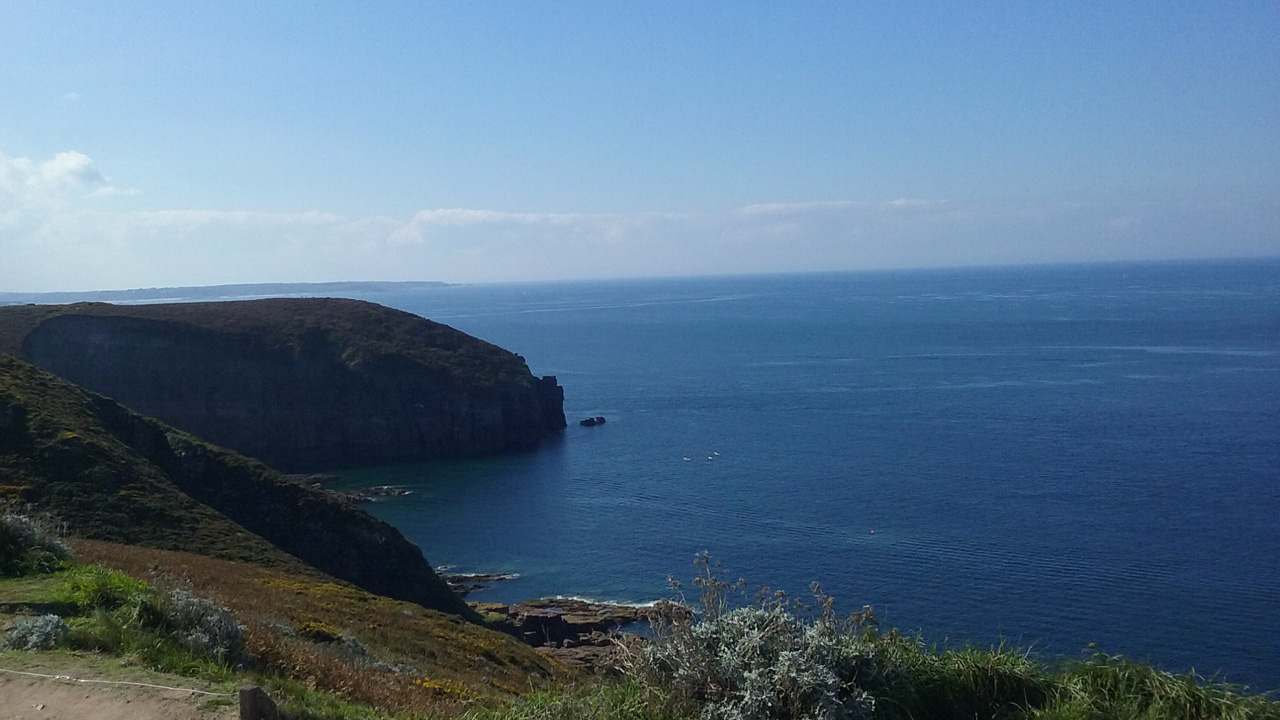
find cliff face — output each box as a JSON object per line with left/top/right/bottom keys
{"left": 0, "top": 299, "right": 565, "bottom": 472}
{"left": 0, "top": 352, "right": 477, "bottom": 620}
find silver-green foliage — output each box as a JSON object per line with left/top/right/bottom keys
{"left": 633, "top": 555, "right": 877, "bottom": 720}
{"left": 2, "top": 614, "right": 69, "bottom": 650}
{"left": 0, "top": 511, "right": 71, "bottom": 576}
{"left": 160, "top": 588, "right": 245, "bottom": 666}
{"left": 638, "top": 605, "right": 876, "bottom": 720}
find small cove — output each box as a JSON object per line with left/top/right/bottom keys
{"left": 332, "top": 259, "right": 1279, "bottom": 690}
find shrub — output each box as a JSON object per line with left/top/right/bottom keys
{"left": 636, "top": 605, "right": 877, "bottom": 720}
{"left": 2, "top": 614, "right": 69, "bottom": 650}
{"left": 630, "top": 554, "right": 877, "bottom": 720}
{"left": 159, "top": 588, "right": 246, "bottom": 666}
{"left": 299, "top": 619, "right": 344, "bottom": 643}
{"left": 0, "top": 510, "right": 72, "bottom": 576}
{"left": 55, "top": 566, "right": 245, "bottom": 668}
{"left": 57, "top": 564, "right": 154, "bottom": 612}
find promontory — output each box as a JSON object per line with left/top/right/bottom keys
{"left": 0, "top": 298, "right": 566, "bottom": 472}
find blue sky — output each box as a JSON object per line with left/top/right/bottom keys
{"left": 1, "top": 2, "right": 1277, "bottom": 291}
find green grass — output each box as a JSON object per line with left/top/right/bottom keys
{"left": 0, "top": 298, "right": 537, "bottom": 391}
{"left": 622, "top": 556, "right": 1280, "bottom": 720}
{"left": 5, "top": 554, "right": 1278, "bottom": 720}
{"left": 55, "top": 564, "right": 153, "bottom": 611}
{"left": 869, "top": 632, "right": 1054, "bottom": 720}
{"left": 1029, "top": 650, "right": 1280, "bottom": 720}
{"left": 0, "top": 352, "right": 475, "bottom": 618}
{"left": 0, "top": 571, "right": 69, "bottom": 605}
{"left": 463, "top": 680, "right": 690, "bottom": 720}
{"left": 0, "top": 559, "right": 418, "bottom": 719}
{"left": 0, "top": 352, "right": 304, "bottom": 570}
{"left": 258, "top": 676, "right": 416, "bottom": 720}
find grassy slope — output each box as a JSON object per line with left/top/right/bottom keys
{"left": 0, "top": 352, "right": 474, "bottom": 619}
{"left": 0, "top": 352, "right": 299, "bottom": 569}
{"left": 68, "top": 540, "right": 565, "bottom": 715}
{"left": 0, "top": 547, "right": 567, "bottom": 719}
{"left": 0, "top": 298, "right": 535, "bottom": 390}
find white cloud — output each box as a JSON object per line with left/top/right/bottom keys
{"left": 879, "top": 198, "right": 952, "bottom": 211}
{"left": 737, "top": 200, "right": 865, "bottom": 216}
{"left": 2, "top": 148, "right": 1275, "bottom": 293}
{"left": 0, "top": 150, "right": 116, "bottom": 208}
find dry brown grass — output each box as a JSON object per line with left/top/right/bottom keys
{"left": 72, "top": 539, "right": 570, "bottom": 716}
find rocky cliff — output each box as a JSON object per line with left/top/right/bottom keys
{"left": 0, "top": 352, "right": 477, "bottom": 619}
{"left": 0, "top": 298, "right": 565, "bottom": 472}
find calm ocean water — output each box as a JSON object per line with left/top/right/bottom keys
{"left": 335, "top": 259, "right": 1279, "bottom": 689}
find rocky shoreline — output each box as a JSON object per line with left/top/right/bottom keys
{"left": 473, "top": 597, "right": 672, "bottom": 669}
{"left": 290, "top": 474, "right": 417, "bottom": 504}
{"left": 438, "top": 570, "right": 522, "bottom": 596}
{"left": 297, "top": 474, "right": 671, "bottom": 669}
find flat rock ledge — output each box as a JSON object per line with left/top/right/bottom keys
{"left": 474, "top": 597, "right": 688, "bottom": 670}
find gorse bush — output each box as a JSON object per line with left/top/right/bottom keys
{"left": 0, "top": 510, "right": 71, "bottom": 576}
{"left": 2, "top": 614, "right": 69, "bottom": 650}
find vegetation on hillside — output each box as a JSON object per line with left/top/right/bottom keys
{"left": 601, "top": 555, "right": 1280, "bottom": 720}
{"left": 0, "top": 307, "right": 1273, "bottom": 719}
{"left": 0, "top": 351, "right": 474, "bottom": 617}
{"left": 3, "top": 516, "right": 1277, "bottom": 720}
{"left": 0, "top": 509, "right": 70, "bottom": 577}
{"left": 0, "top": 298, "right": 565, "bottom": 471}
{"left": 0, "top": 352, "right": 309, "bottom": 568}
{"left": 0, "top": 298, "right": 536, "bottom": 390}
{"left": 2, "top": 520, "right": 564, "bottom": 718}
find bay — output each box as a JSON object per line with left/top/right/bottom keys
{"left": 335, "top": 259, "right": 1280, "bottom": 690}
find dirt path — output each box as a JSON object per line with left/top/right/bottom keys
{"left": 0, "top": 668, "right": 238, "bottom": 720}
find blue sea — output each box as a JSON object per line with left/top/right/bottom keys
{"left": 334, "top": 259, "right": 1279, "bottom": 690}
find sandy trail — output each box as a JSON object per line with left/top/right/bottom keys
{"left": 0, "top": 670, "right": 238, "bottom": 720}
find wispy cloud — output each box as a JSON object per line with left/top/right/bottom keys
{"left": 2, "top": 149, "right": 1275, "bottom": 293}
{"left": 737, "top": 200, "right": 866, "bottom": 216}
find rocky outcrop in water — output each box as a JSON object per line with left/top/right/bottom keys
{"left": 0, "top": 298, "right": 565, "bottom": 472}
{"left": 476, "top": 597, "right": 657, "bottom": 669}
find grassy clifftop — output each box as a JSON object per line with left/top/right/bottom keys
{"left": 0, "top": 298, "right": 532, "bottom": 390}
{"left": 0, "top": 299, "right": 565, "bottom": 471}
{"left": 0, "top": 352, "right": 475, "bottom": 619}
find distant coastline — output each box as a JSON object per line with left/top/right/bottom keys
{"left": 0, "top": 280, "right": 453, "bottom": 306}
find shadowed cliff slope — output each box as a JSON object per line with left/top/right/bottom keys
{"left": 0, "top": 352, "right": 477, "bottom": 619}
{"left": 0, "top": 298, "right": 565, "bottom": 472}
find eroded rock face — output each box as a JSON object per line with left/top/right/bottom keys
{"left": 5, "top": 299, "right": 565, "bottom": 472}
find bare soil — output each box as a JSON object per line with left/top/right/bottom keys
{"left": 0, "top": 660, "right": 237, "bottom": 720}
